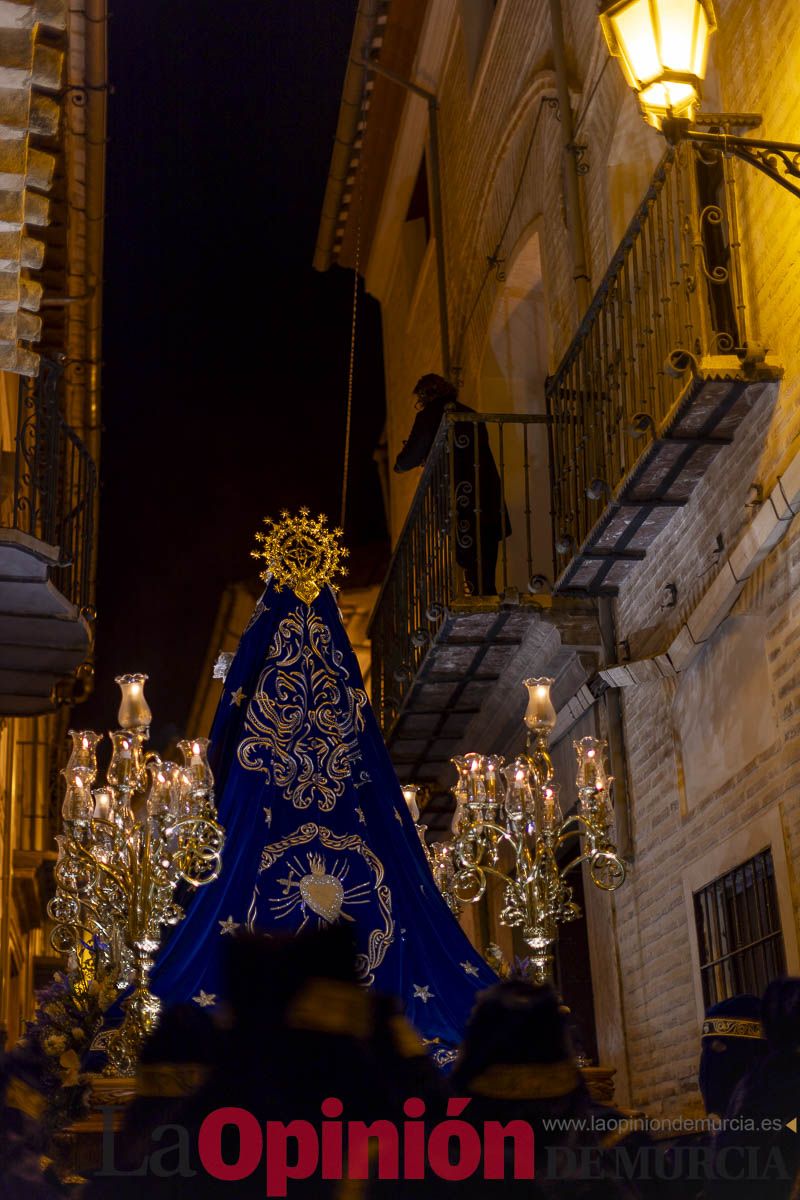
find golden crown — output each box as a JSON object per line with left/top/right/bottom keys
{"left": 251, "top": 508, "right": 348, "bottom": 605}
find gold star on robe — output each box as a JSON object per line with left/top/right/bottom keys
{"left": 230, "top": 687, "right": 247, "bottom": 707}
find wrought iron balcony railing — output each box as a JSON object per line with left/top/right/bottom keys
{"left": 546, "top": 142, "right": 761, "bottom": 592}
{"left": 369, "top": 410, "right": 549, "bottom": 735}
{"left": 9, "top": 360, "right": 97, "bottom": 612}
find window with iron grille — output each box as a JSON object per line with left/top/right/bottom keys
{"left": 694, "top": 849, "right": 787, "bottom": 1007}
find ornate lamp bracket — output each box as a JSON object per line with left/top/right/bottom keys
{"left": 664, "top": 113, "right": 800, "bottom": 201}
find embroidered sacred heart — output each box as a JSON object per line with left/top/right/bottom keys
{"left": 299, "top": 869, "right": 345, "bottom": 923}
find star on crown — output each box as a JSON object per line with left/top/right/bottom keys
{"left": 251, "top": 508, "right": 348, "bottom": 604}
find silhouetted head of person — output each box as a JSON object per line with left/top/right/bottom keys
{"left": 413, "top": 373, "right": 457, "bottom": 409}
{"left": 761, "top": 976, "right": 800, "bottom": 1051}
{"left": 699, "top": 993, "right": 766, "bottom": 1117}
{"left": 452, "top": 981, "right": 577, "bottom": 1093}
{"left": 224, "top": 924, "right": 360, "bottom": 1032}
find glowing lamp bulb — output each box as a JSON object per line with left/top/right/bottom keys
{"left": 598, "top": 0, "right": 717, "bottom": 129}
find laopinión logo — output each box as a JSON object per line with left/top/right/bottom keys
{"left": 97, "top": 1098, "right": 796, "bottom": 1193}
{"left": 97, "top": 1097, "right": 536, "bottom": 1196}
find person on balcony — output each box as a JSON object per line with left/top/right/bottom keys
{"left": 394, "top": 373, "right": 510, "bottom": 596}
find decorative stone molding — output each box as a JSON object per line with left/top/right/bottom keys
{"left": 0, "top": 0, "right": 65, "bottom": 375}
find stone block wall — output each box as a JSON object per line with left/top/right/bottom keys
{"left": 369, "top": 0, "right": 800, "bottom": 1112}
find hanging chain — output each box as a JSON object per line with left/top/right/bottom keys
{"left": 340, "top": 213, "right": 361, "bottom": 531}
{"left": 340, "top": 58, "right": 373, "bottom": 534}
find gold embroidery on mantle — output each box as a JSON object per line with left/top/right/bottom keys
{"left": 238, "top": 607, "right": 367, "bottom": 812}
{"left": 256, "top": 822, "right": 394, "bottom": 986}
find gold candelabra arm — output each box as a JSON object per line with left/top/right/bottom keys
{"left": 169, "top": 816, "right": 225, "bottom": 887}
{"left": 587, "top": 849, "right": 627, "bottom": 892}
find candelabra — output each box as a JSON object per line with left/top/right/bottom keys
{"left": 47, "top": 674, "right": 225, "bottom": 1075}
{"left": 431, "top": 677, "right": 626, "bottom": 983}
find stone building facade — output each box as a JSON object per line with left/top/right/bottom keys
{"left": 316, "top": 0, "right": 800, "bottom": 1113}
{"left": 0, "top": 0, "right": 106, "bottom": 1045}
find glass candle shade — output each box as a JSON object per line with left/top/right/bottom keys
{"left": 115, "top": 673, "right": 152, "bottom": 733}
{"left": 575, "top": 736, "right": 612, "bottom": 793}
{"left": 107, "top": 730, "right": 135, "bottom": 790}
{"left": 62, "top": 774, "right": 93, "bottom": 822}
{"left": 170, "top": 763, "right": 199, "bottom": 818}
{"left": 92, "top": 787, "right": 115, "bottom": 823}
{"left": 463, "top": 753, "right": 486, "bottom": 807}
{"left": 451, "top": 754, "right": 470, "bottom": 787}
{"left": 451, "top": 801, "right": 468, "bottom": 836}
{"left": 145, "top": 761, "right": 172, "bottom": 818}
{"left": 523, "top": 677, "right": 557, "bottom": 733}
{"left": 431, "top": 841, "right": 455, "bottom": 887}
{"left": 503, "top": 758, "right": 535, "bottom": 824}
{"left": 402, "top": 784, "right": 420, "bottom": 822}
{"left": 178, "top": 737, "right": 213, "bottom": 795}
{"left": 66, "top": 729, "right": 102, "bottom": 786}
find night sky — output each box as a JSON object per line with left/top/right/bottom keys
{"left": 79, "top": 1, "right": 386, "bottom": 746}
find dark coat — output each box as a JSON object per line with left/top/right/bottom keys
{"left": 394, "top": 398, "right": 511, "bottom": 575}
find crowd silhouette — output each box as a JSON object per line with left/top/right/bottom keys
{"left": 1, "top": 926, "right": 799, "bottom": 1198}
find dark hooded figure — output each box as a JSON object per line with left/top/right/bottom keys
{"left": 698, "top": 993, "right": 766, "bottom": 1120}
{"left": 707, "top": 978, "right": 800, "bottom": 1200}
{"left": 448, "top": 981, "right": 637, "bottom": 1199}
{"left": 653, "top": 993, "right": 767, "bottom": 1200}
{"left": 394, "top": 373, "right": 510, "bottom": 596}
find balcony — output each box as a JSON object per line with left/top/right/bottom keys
{"left": 369, "top": 411, "right": 603, "bottom": 812}
{"left": 371, "top": 143, "right": 783, "bottom": 815}
{"left": 547, "top": 143, "right": 782, "bottom": 595}
{"left": 0, "top": 360, "right": 96, "bottom": 714}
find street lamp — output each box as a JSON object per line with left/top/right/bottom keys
{"left": 599, "top": 0, "right": 800, "bottom": 200}
{"left": 599, "top": 0, "right": 715, "bottom": 129}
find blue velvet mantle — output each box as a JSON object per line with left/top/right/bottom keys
{"left": 151, "top": 579, "right": 495, "bottom": 1055}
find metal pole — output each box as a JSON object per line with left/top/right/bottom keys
{"left": 426, "top": 97, "right": 451, "bottom": 379}
{"left": 549, "top": 0, "right": 592, "bottom": 312}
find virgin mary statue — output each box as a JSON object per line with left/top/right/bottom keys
{"left": 151, "top": 511, "right": 494, "bottom": 1057}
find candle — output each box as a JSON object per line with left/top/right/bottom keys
{"left": 93, "top": 789, "right": 114, "bottom": 822}
{"left": 542, "top": 784, "right": 560, "bottom": 830}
